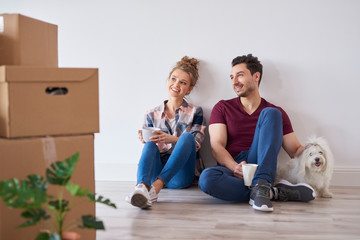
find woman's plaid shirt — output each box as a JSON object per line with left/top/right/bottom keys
{"left": 143, "top": 100, "right": 207, "bottom": 176}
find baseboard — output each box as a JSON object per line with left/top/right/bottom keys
{"left": 331, "top": 167, "right": 360, "bottom": 187}
{"left": 95, "top": 162, "right": 360, "bottom": 187}
{"left": 95, "top": 162, "right": 137, "bottom": 182}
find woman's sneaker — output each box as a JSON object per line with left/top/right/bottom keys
{"left": 149, "top": 185, "right": 158, "bottom": 203}
{"left": 274, "top": 180, "right": 316, "bottom": 202}
{"left": 126, "top": 184, "right": 158, "bottom": 209}
{"left": 249, "top": 179, "right": 274, "bottom": 212}
{"left": 127, "top": 184, "right": 152, "bottom": 209}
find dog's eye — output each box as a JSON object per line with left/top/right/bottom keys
{"left": 319, "top": 151, "right": 323, "bottom": 155}
{"left": 309, "top": 152, "right": 313, "bottom": 156}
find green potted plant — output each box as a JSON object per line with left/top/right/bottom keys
{"left": 0, "top": 152, "right": 117, "bottom": 240}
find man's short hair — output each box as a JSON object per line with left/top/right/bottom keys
{"left": 232, "top": 54, "right": 263, "bottom": 86}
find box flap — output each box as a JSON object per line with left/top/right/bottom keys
{"left": 0, "top": 66, "right": 98, "bottom": 83}
{"left": 0, "top": 13, "right": 57, "bottom": 27}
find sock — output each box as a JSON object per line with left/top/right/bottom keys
{"left": 271, "top": 187, "right": 278, "bottom": 200}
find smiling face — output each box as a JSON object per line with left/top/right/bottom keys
{"left": 167, "top": 68, "right": 193, "bottom": 99}
{"left": 230, "top": 63, "right": 260, "bottom": 97}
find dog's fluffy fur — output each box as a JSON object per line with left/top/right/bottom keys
{"left": 275, "top": 136, "right": 334, "bottom": 198}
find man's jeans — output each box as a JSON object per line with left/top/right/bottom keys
{"left": 198, "top": 108, "right": 283, "bottom": 201}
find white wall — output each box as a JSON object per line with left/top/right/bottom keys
{"left": 2, "top": 0, "right": 360, "bottom": 186}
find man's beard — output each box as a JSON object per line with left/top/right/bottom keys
{"left": 235, "top": 85, "right": 255, "bottom": 97}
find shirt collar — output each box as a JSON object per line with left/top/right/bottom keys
{"left": 161, "top": 99, "right": 188, "bottom": 115}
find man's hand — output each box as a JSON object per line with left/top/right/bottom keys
{"left": 233, "top": 161, "right": 247, "bottom": 179}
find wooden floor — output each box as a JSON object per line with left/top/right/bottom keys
{"left": 95, "top": 181, "right": 360, "bottom": 240}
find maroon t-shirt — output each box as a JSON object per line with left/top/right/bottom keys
{"left": 209, "top": 97, "right": 293, "bottom": 158}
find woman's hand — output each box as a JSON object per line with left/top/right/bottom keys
{"left": 150, "top": 130, "right": 178, "bottom": 144}
{"left": 233, "top": 161, "right": 247, "bottom": 179}
{"left": 138, "top": 130, "right": 146, "bottom": 144}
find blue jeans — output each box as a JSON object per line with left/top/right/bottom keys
{"left": 198, "top": 108, "right": 283, "bottom": 201}
{"left": 137, "top": 132, "right": 196, "bottom": 189}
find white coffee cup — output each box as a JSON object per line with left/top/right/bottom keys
{"left": 242, "top": 163, "right": 258, "bottom": 186}
{"left": 141, "top": 127, "right": 161, "bottom": 142}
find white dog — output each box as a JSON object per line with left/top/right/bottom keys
{"left": 275, "top": 136, "right": 334, "bottom": 198}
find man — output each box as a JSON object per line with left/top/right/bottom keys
{"left": 198, "top": 54, "right": 315, "bottom": 212}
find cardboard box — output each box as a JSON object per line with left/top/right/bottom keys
{"left": 0, "top": 134, "right": 95, "bottom": 240}
{"left": 0, "top": 66, "right": 99, "bottom": 138}
{"left": 0, "top": 14, "right": 58, "bottom": 67}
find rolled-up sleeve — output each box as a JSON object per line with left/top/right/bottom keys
{"left": 190, "top": 107, "right": 206, "bottom": 149}
{"left": 143, "top": 112, "right": 154, "bottom": 128}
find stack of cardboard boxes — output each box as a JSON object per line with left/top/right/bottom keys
{"left": 0, "top": 14, "right": 98, "bottom": 240}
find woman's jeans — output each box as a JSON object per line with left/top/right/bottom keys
{"left": 137, "top": 132, "right": 196, "bottom": 189}
{"left": 198, "top": 108, "right": 283, "bottom": 201}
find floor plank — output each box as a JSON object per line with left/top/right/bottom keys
{"left": 95, "top": 181, "right": 360, "bottom": 240}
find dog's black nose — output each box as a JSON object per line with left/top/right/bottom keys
{"left": 315, "top": 157, "right": 320, "bottom": 162}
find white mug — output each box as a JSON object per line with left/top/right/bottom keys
{"left": 141, "top": 127, "right": 161, "bottom": 142}
{"left": 242, "top": 163, "right": 258, "bottom": 186}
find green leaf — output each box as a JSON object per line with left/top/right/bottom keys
{"left": 87, "top": 194, "right": 117, "bottom": 209}
{"left": 35, "top": 232, "right": 61, "bottom": 240}
{"left": 17, "top": 208, "right": 50, "bottom": 228}
{"left": 66, "top": 183, "right": 92, "bottom": 197}
{"left": 27, "top": 175, "right": 48, "bottom": 205}
{"left": 35, "top": 232, "right": 50, "bottom": 240}
{"left": 0, "top": 175, "right": 47, "bottom": 209}
{"left": 79, "top": 215, "right": 105, "bottom": 230}
{"left": 46, "top": 153, "right": 79, "bottom": 186}
{"left": 48, "top": 199, "right": 70, "bottom": 212}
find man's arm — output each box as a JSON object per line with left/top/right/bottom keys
{"left": 209, "top": 123, "right": 239, "bottom": 172}
{"left": 282, "top": 132, "right": 304, "bottom": 158}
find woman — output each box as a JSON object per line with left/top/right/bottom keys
{"left": 127, "top": 56, "right": 206, "bottom": 209}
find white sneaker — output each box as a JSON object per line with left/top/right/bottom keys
{"left": 149, "top": 185, "right": 158, "bottom": 203}
{"left": 127, "top": 184, "right": 152, "bottom": 209}
{"left": 125, "top": 184, "right": 158, "bottom": 209}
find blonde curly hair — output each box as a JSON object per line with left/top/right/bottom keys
{"left": 169, "top": 56, "right": 200, "bottom": 88}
